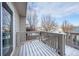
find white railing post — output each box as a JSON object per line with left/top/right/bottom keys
{"left": 58, "top": 34, "right": 65, "bottom": 56}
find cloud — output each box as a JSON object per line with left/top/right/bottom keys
{"left": 29, "top": 2, "right": 79, "bottom": 18}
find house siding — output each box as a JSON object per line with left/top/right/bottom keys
{"left": 20, "top": 17, "right": 26, "bottom": 32}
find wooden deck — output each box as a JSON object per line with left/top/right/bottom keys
{"left": 14, "top": 40, "right": 59, "bottom": 56}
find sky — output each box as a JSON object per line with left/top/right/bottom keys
{"left": 27, "top": 2, "right": 79, "bottom": 27}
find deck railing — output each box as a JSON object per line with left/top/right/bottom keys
{"left": 66, "top": 32, "right": 79, "bottom": 49}
{"left": 16, "top": 31, "right": 66, "bottom": 56}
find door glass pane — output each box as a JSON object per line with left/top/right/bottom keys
{"left": 2, "top": 4, "right": 13, "bottom": 56}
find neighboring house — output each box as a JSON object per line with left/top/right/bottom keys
{"left": 0, "top": 2, "right": 27, "bottom": 56}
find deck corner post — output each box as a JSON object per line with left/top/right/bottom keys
{"left": 58, "top": 34, "right": 65, "bottom": 56}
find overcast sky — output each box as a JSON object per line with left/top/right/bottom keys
{"left": 27, "top": 2, "right": 79, "bottom": 27}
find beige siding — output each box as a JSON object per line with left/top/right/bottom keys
{"left": 20, "top": 17, "right": 26, "bottom": 32}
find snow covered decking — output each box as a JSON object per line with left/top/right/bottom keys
{"left": 19, "top": 40, "right": 59, "bottom": 56}
{"left": 13, "top": 40, "right": 79, "bottom": 56}
{"left": 65, "top": 45, "right": 79, "bottom": 56}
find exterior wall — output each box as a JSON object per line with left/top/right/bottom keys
{"left": 20, "top": 17, "right": 26, "bottom": 32}
{"left": 16, "top": 17, "right": 26, "bottom": 46}
{"left": 6, "top": 2, "right": 20, "bottom": 55}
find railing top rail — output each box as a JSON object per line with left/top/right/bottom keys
{"left": 24, "top": 31, "right": 66, "bottom": 35}
{"left": 16, "top": 31, "right": 66, "bottom": 36}
{"left": 66, "top": 32, "right": 79, "bottom": 35}
{"left": 40, "top": 31, "right": 66, "bottom": 35}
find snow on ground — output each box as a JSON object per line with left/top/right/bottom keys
{"left": 65, "top": 45, "right": 79, "bottom": 56}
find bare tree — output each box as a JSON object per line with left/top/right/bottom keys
{"left": 27, "top": 10, "right": 38, "bottom": 31}
{"left": 61, "top": 20, "right": 74, "bottom": 32}
{"left": 41, "top": 15, "right": 57, "bottom": 31}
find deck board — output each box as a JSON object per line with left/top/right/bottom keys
{"left": 19, "top": 40, "right": 59, "bottom": 56}
{"left": 38, "top": 42, "right": 55, "bottom": 56}
{"left": 34, "top": 42, "right": 46, "bottom": 56}
{"left": 36, "top": 41, "right": 53, "bottom": 56}
{"left": 34, "top": 41, "right": 48, "bottom": 56}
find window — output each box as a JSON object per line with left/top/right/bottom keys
{"left": 2, "top": 2, "right": 13, "bottom": 56}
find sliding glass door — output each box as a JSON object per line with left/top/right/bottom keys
{"left": 2, "top": 3, "right": 13, "bottom": 56}
{"left": 0, "top": 2, "right": 13, "bottom": 56}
